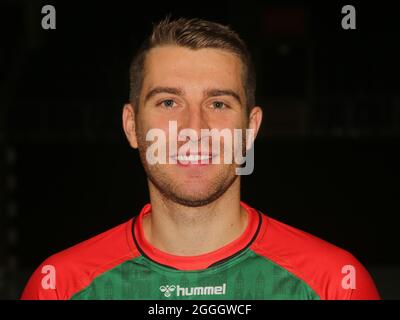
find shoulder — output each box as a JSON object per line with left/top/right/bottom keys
{"left": 250, "top": 212, "right": 380, "bottom": 300}
{"left": 21, "top": 219, "right": 140, "bottom": 300}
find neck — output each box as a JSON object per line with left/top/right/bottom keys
{"left": 143, "top": 178, "right": 248, "bottom": 256}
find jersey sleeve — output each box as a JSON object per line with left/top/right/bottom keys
{"left": 303, "top": 248, "right": 381, "bottom": 300}
{"left": 252, "top": 215, "right": 381, "bottom": 300}
{"left": 21, "top": 220, "right": 138, "bottom": 300}
{"left": 311, "top": 249, "right": 381, "bottom": 300}
{"left": 20, "top": 250, "right": 91, "bottom": 300}
{"left": 21, "top": 258, "right": 63, "bottom": 300}
{"left": 342, "top": 254, "right": 381, "bottom": 300}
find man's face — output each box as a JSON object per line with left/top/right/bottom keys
{"left": 124, "top": 45, "right": 261, "bottom": 207}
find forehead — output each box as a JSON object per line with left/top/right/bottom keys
{"left": 142, "top": 45, "right": 244, "bottom": 95}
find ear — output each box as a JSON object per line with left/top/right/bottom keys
{"left": 122, "top": 103, "right": 138, "bottom": 149}
{"left": 248, "top": 106, "right": 263, "bottom": 140}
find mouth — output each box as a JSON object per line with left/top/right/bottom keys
{"left": 170, "top": 153, "right": 217, "bottom": 166}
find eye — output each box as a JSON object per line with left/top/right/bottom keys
{"left": 211, "top": 101, "right": 226, "bottom": 110}
{"left": 160, "top": 99, "right": 176, "bottom": 108}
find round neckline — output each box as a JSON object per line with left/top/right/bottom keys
{"left": 132, "top": 201, "right": 261, "bottom": 270}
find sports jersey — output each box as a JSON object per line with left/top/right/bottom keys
{"left": 21, "top": 202, "right": 380, "bottom": 300}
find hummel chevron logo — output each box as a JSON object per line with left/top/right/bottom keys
{"left": 159, "top": 285, "right": 176, "bottom": 297}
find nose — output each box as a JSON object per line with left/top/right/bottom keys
{"left": 178, "top": 105, "right": 210, "bottom": 142}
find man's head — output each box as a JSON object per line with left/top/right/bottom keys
{"left": 123, "top": 17, "right": 262, "bottom": 207}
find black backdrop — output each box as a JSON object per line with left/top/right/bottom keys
{"left": 1, "top": 0, "right": 399, "bottom": 299}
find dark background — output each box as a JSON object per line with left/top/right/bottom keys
{"left": 1, "top": 0, "right": 399, "bottom": 299}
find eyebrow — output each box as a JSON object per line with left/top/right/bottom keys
{"left": 144, "top": 86, "right": 242, "bottom": 105}
{"left": 144, "top": 87, "right": 184, "bottom": 103}
{"left": 204, "top": 88, "right": 242, "bottom": 105}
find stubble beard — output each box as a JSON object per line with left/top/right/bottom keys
{"left": 135, "top": 129, "right": 240, "bottom": 208}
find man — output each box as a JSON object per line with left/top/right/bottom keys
{"left": 21, "top": 17, "right": 380, "bottom": 300}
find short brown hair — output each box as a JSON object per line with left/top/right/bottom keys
{"left": 129, "top": 17, "right": 256, "bottom": 113}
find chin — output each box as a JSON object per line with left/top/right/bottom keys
{"left": 169, "top": 182, "right": 230, "bottom": 207}
{"left": 174, "top": 185, "right": 213, "bottom": 200}
{"left": 169, "top": 194, "right": 219, "bottom": 207}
